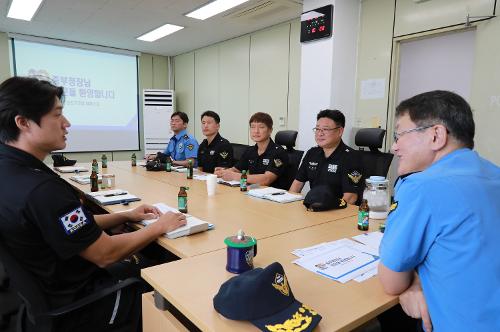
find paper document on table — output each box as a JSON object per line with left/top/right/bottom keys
{"left": 354, "top": 263, "right": 379, "bottom": 283}
{"left": 248, "top": 187, "right": 303, "bottom": 203}
{"left": 85, "top": 189, "right": 140, "bottom": 205}
{"left": 294, "top": 244, "right": 379, "bottom": 283}
{"left": 217, "top": 179, "right": 240, "bottom": 187}
{"left": 292, "top": 238, "right": 356, "bottom": 257}
{"left": 54, "top": 166, "right": 88, "bottom": 173}
{"left": 352, "top": 231, "right": 384, "bottom": 254}
{"left": 70, "top": 174, "right": 102, "bottom": 184}
{"left": 140, "top": 203, "right": 211, "bottom": 239}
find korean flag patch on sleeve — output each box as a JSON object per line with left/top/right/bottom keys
{"left": 59, "top": 206, "right": 90, "bottom": 235}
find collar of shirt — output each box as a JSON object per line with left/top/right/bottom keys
{"left": 0, "top": 143, "right": 55, "bottom": 175}
{"left": 173, "top": 129, "right": 188, "bottom": 141}
{"left": 321, "top": 140, "right": 347, "bottom": 161}
{"left": 251, "top": 138, "right": 277, "bottom": 156}
{"left": 205, "top": 132, "right": 222, "bottom": 148}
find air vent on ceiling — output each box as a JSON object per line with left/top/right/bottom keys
{"left": 223, "top": 0, "right": 302, "bottom": 20}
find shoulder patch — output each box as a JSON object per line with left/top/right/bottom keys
{"left": 347, "top": 170, "right": 362, "bottom": 184}
{"left": 187, "top": 144, "right": 194, "bottom": 151}
{"left": 388, "top": 201, "right": 398, "bottom": 215}
{"left": 59, "top": 206, "right": 89, "bottom": 235}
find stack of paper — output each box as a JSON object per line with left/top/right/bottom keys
{"left": 54, "top": 166, "right": 88, "bottom": 173}
{"left": 247, "top": 187, "right": 303, "bottom": 203}
{"left": 293, "top": 238, "right": 379, "bottom": 283}
{"left": 70, "top": 174, "right": 102, "bottom": 184}
{"left": 86, "top": 189, "right": 140, "bottom": 206}
{"left": 217, "top": 179, "right": 240, "bottom": 187}
{"left": 140, "top": 203, "right": 213, "bottom": 239}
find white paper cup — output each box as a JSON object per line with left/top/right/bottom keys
{"left": 206, "top": 174, "right": 217, "bottom": 196}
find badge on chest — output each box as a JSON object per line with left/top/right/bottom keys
{"left": 328, "top": 164, "right": 338, "bottom": 173}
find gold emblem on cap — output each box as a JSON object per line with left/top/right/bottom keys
{"left": 265, "top": 305, "right": 318, "bottom": 332}
{"left": 220, "top": 151, "right": 228, "bottom": 159}
{"left": 272, "top": 273, "right": 290, "bottom": 296}
{"left": 348, "top": 171, "right": 362, "bottom": 184}
{"left": 274, "top": 159, "right": 283, "bottom": 167}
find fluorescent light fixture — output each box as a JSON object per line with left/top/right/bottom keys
{"left": 7, "top": 0, "right": 43, "bottom": 21}
{"left": 186, "top": 0, "right": 250, "bottom": 20}
{"left": 137, "top": 23, "right": 184, "bottom": 42}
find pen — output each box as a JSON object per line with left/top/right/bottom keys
{"left": 104, "top": 192, "right": 127, "bottom": 197}
{"left": 271, "top": 192, "right": 285, "bottom": 195}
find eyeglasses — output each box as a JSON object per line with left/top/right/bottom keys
{"left": 312, "top": 126, "right": 341, "bottom": 134}
{"left": 393, "top": 125, "right": 435, "bottom": 143}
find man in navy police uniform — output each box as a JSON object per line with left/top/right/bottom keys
{"left": 0, "top": 76, "right": 186, "bottom": 332}
{"left": 197, "top": 110, "right": 233, "bottom": 173}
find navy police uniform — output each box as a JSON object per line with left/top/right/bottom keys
{"left": 296, "top": 141, "right": 363, "bottom": 199}
{"left": 234, "top": 139, "right": 289, "bottom": 189}
{"left": 0, "top": 143, "right": 143, "bottom": 332}
{"left": 163, "top": 129, "right": 199, "bottom": 166}
{"left": 197, "top": 133, "right": 234, "bottom": 173}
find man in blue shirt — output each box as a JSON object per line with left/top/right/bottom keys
{"left": 378, "top": 90, "right": 500, "bottom": 332}
{"left": 163, "top": 111, "right": 199, "bottom": 167}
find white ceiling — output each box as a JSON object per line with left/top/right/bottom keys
{"left": 0, "top": 0, "right": 303, "bottom": 56}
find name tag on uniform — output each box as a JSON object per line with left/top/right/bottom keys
{"left": 210, "top": 150, "right": 215, "bottom": 155}
{"left": 262, "top": 158, "right": 270, "bottom": 165}
{"left": 178, "top": 142, "right": 184, "bottom": 151}
{"left": 328, "top": 164, "right": 338, "bottom": 173}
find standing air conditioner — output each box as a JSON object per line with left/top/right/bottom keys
{"left": 142, "top": 89, "right": 174, "bottom": 155}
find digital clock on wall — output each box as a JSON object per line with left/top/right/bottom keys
{"left": 300, "top": 5, "right": 333, "bottom": 43}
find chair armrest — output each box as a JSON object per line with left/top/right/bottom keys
{"left": 40, "top": 277, "right": 142, "bottom": 318}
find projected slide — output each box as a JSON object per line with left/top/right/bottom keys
{"left": 14, "top": 39, "right": 140, "bottom": 152}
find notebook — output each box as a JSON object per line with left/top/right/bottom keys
{"left": 54, "top": 166, "right": 88, "bottom": 173}
{"left": 247, "top": 187, "right": 303, "bottom": 203}
{"left": 140, "top": 203, "right": 211, "bottom": 239}
{"left": 85, "top": 189, "right": 140, "bottom": 206}
{"left": 70, "top": 174, "right": 102, "bottom": 184}
{"left": 217, "top": 179, "right": 240, "bottom": 187}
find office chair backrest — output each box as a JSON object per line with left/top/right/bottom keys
{"left": 274, "top": 130, "right": 303, "bottom": 189}
{"left": 0, "top": 236, "right": 52, "bottom": 330}
{"left": 354, "top": 128, "right": 394, "bottom": 178}
{"left": 231, "top": 143, "right": 249, "bottom": 166}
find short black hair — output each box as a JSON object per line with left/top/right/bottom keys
{"left": 201, "top": 110, "right": 220, "bottom": 124}
{"left": 0, "top": 76, "right": 64, "bottom": 143}
{"left": 171, "top": 111, "right": 189, "bottom": 123}
{"left": 396, "top": 90, "right": 475, "bottom": 149}
{"left": 317, "top": 109, "right": 345, "bottom": 128}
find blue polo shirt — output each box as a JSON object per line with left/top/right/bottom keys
{"left": 380, "top": 148, "right": 500, "bottom": 332}
{"left": 163, "top": 129, "right": 199, "bottom": 166}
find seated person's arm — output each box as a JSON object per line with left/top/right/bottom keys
{"left": 80, "top": 212, "right": 186, "bottom": 268}
{"left": 217, "top": 167, "right": 240, "bottom": 180}
{"left": 378, "top": 263, "right": 413, "bottom": 295}
{"left": 94, "top": 204, "right": 162, "bottom": 230}
{"left": 172, "top": 157, "right": 196, "bottom": 167}
{"left": 342, "top": 192, "right": 358, "bottom": 205}
{"left": 289, "top": 180, "right": 305, "bottom": 193}
{"left": 247, "top": 171, "right": 278, "bottom": 187}
{"left": 399, "top": 273, "right": 433, "bottom": 332}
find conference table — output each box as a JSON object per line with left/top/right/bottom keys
{"left": 57, "top": 161, "right": 396, "bottom": 331}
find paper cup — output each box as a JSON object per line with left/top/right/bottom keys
{"left": 206, "top": 174, "right": 217, "bottom": 196}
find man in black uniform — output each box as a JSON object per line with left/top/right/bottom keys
{"left": 197, "top": 110, "right": 233, "bottom": 173}
{"left": 217, "top": 112, "right": 289, "bottom": 189}
{"left": 0, "top": 77, "right": 186, "bottom": 332}
{"left": 289, "top": 109, "right": 362, "bottom": 204}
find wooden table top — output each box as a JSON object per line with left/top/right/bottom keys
{"left": 142, "top": 217, "right": 396, "bottom": 332}
{"left": 58, "top": 162, "right": 357, "bottom": 258}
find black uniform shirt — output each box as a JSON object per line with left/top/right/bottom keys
{"left": 296, "top": 141, "right": 363, "bottom": 198}
{"left": 235, "top": 139, "right": 289, "bottom": 189}
{"left": 0, "top": 143, "right": 104, "bottom": 309}
{"left": 197, "top": 133, "right": 234, "bottom": 173}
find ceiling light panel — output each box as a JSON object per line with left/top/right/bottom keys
{"left": 137, "top": 24, "right": 184, "bottom": 42}
{"left": 186, "top": 0, "right": 250, "bottom": 20}
{"left": 7, "top": 0, "right": 43, "bottom": 21}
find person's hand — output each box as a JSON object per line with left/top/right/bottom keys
{"left": 154, "top": 212, "right": 187, "bottom": 233}
{"left": 221, "top": 170, "right": 238, "bottom": 181}
{"left": 146, "top": 154, "right": 156, "bottom": 161}
{"left": 126, "top": 204, "right": 161, "bottom": 222}
{"left": 399, "top": 275, "right": 433, "bottom": 332}
{"left": 214, "top": 168, "right": 225, "bottom": 177}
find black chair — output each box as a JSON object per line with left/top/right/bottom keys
{"left": 0, "top": 238, "right": 141, "bottom": 332}
{"left": 354, "top": 128, "right": 394, "bottom": 178}
{"left": 230, "top": 143, "right": 249, "bottom": 166}
{"left": 275, "top": 130, "right": 304, "bottom": 190}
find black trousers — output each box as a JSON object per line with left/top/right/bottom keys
{"left": 53, "top": 254, "right": 152, "bottom": 332}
